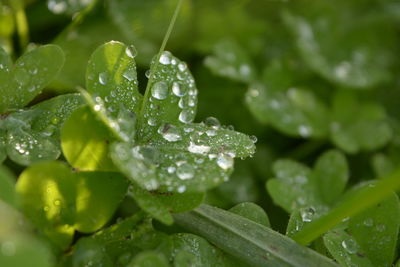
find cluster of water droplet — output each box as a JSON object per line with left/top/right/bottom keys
{"left": 142, "top": 51, "right": 197, "bottom": 132}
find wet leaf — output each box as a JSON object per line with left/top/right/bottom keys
{"left": 3, "top": 94, "right": 83, "bottom": 165}
{"left": 15, "top": 161, "right": 128, "bottom": 248}
{"left": 204, "top": 40, "right": 256, "bottom": 83}
{"left": 0, "top": 165, "right": 16, "bottom": 207}
{"left": 245, "top": 61, "right": 329, "bottom": 138}
{"left": 0, "top": 45, "right": 65, "bottom": 113}
{"left": 174, "top": 205, "right": 338, "bottom": 267}
{"left": 128, "top": 251, "right": 169, "bottom": 267}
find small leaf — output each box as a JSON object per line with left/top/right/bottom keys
{"left": 0, "top": 165, "right": 16, "bottom": 207}
{"left": 15, "top": 161, "right": 128, "bottom": 248}
{"left": 129, "top": 184, "right": 173, "bottom": 225}
{"left": 245, "top": 61, "right": 329, "bottom": 138}
{"left": 139, "top": 51, "right": 198, "bottom": 142}
{"left": 229, "top": 202, "right": 270, "bottom": 227}
{"left": 204, "top": 40, "right": 256, "bottom": 83}
{"left": 128, "top": 251, "right": 169, "bottom": 267}
{"left": 312, "top": 150, "right": 348, "bottom": 205}
{"left": 323, "top": 230, "right": 374, "bottom": 267}
{"left": 330, "top": 90, "right": 392, "bottom": 153}
{"left": 174, "top": 205, "right": 338, "bottom": 267}
{"left": 61, "top": 106, "right": 117, "bottom": 171}
{"left": 4, "top": 94, "right": 83, "bottom": 165}
{"left": 0, "top": 45, "right": 65, "bottom": 112}
{"left": 70, "top": 238, "right": 113, "bottom": 267}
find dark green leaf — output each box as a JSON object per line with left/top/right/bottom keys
{"left": 229, "top": 202, "right": 270, "bottom": 227}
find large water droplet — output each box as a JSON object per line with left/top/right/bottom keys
{"left": 159, "top": 51, "right": 172, "bottom": 65}
{"left": 300, "top": 207, "right": 315, "bottom": 222}
{"left": 176, "top": 163, "right": 195, "bottom": 180}
{"left": 188, "top": 142, "right": 210, "bottom": 155}
{"left": 179, "top": 110, "right": 195, "bottom": 124}
{"left": 48, "top": 0, "right": 67, "bottom": 14}
{"left": 125, "top": 45, "right": 137, "bottom": 58}
{"left": 341, "top": 239, "right": 358, "bottom": 254}
{"left": 99, "top": 72, "right": 108, "bottom": 85}
{"left": 172, "top": 82, "right": 186, "bottom": 97}
{"left": 216, "top": 153, "right": 233, "bottom": 170}
{"left": 158, "top": 124, "right": 181, "bottom": 142}
{"left": 204, "top": 117, "right": 220, "bottom": 127}
{"left": 123, "top": 69, "right": 136, "bottom": 81}
{"left": 151, "top": 81, "right": 168, "bottom": 100}
{"left": 178, "top": 62, "right": 187, "bottom": 72}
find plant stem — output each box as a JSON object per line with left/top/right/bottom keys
{"left": 10, "top": 0, "right": 29, "bottom": 51}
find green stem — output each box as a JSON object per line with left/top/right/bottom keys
{"left": 137, "top": 0, "right": 184, "bottom": 132}
{"left": 286, "top": 139, "right": 326, "bottom": 160}
{"left": 292, "top": 167, "right": 400, "bottom": 245}
{"left": 10, "top": 0, "right": 29, "bottom": 51}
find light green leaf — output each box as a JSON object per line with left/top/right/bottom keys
{"left": 312, "top": 150, "right": 348, "bottom": 205}
{"left": 245, "top": 61, "right": 329, "bottom": 138}
{"left": 15, "top": 161, "right": 128, "bottom": 248}
{"left": 139, "top": 51, "right": 198, "bottom": 142}
{"left": 204, "top": 40, "right": 256, "bottom": 83}
{"left": 4, "top": 94, "right": 83, "bottom": 165}
{"left": 229, "top": 202, "right": 270, "bottom": 227}
{"left": 174, "top": 205, "right": 338, "bottom": 267}
{"left": 61, "top": 106, "right": 117, "bottom": 171}
{"left": 330, "top": 90, "right": 392, "bottom": 153}
{"left": 0, "top": 45, "right": 65, "bottom": 113}
{"left": 129, "top": 184, "right": 174, "bottom": 225}
{"left": 0, "top": 165, "right": 16, "bottom": 207}
{"left": 128, "top": 251, "right": 169, "bottom": 267}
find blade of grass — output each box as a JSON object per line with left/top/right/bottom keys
{"left": 292, "top": 167, "right": 400, "bottom": 245}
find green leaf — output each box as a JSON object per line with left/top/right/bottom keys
{"left": 283, "top": 6, "right": 395, "bottom": 88}
{"left": 129, "top": 184, "right": 174, "bottom": 225}
{"left": 346, "top": 191, "right": 400, "bottom": 266}
{"left": 0, "top": 165, "right": 16, "bottom": 207}
{"left": 61, "top": 105, "right": 117, "bottom": 171}
{"left": 138, "top": 51, "right": 198, "bottom": 142}
{"left": 154, "top": 191, "right": 205, "bottom": 213}
{"left": 204, "top": 40, "right": 256, "bottom": 83}
{"left": 15, "top": 161, "right": 128, "bottom": 248}
{"left": 323, "top": 230, "right": 374, "bottom": 267}
{"left": 3, "top": 93, "right": 83, "bottom": 165}
{"left": 330, "top": 90, "right": 393, "bottom": 153}
{"left": 174, "top": 205, "right": 338, "bottom": 267}
{"left": 128, "top": 251, "right": 169, "bottom": 267}
{"left": 70, "top": 238, "right": 113, "bottom": 267}
{"left": 86, "top": 41, "right": 142, "bottom": 116}
{"left": 0, "top": 45, "right": 65, "bottom": 113}
{"left": 229, "top": 202, "right": 270, "bottom": 227}
{"left": 111, "top": 121, "right": 255, "bottom": 193}
{"left": 312, "top": 150, "right": 348, "bottom": 205}
{"left": 245, "top": 61, "right": 329, "bottom": 138}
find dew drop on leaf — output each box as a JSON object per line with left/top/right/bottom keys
{"left": 300, "top": 207, "right": 315, "bottom": 222}
{"left": 216, "top": 153, "right": 234, "bottom": 170}
{"left": 125, "top": 45, "right": 137, "bottom": 58}
{"left": 159, "top": 51, "right": 172, "bottom": 65}
{"left": 176, "top": 162, "right": 195, "bottom": 180}
{"left": 179, "top": 110, "right": 195, "bottom": 123}
{"left": 172, "top": 81, "right": 186, "bottom": 97}
{"left": 363, "top": 218, "right": 374, "bottom": 227}
{"left": 151, "top": 81, "right": 168, "bottom": 100}
{"left": 158, "top": 123, "right": 181, "bottom": 142}
{"left": 341, "top": 239, "right": 358, "bottom": 254}
{"left": 188, "top": 142, "right": 211, "bottom": 155}
{"left": 98, "top": 72, "right": 108, "bottom": 85}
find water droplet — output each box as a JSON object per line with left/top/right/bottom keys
{"left": 178, "top": 62, "right": 187, "bottom": 72}
{"left": 204, "top": 117, "right": 220, "bottom": 127}
{"left": 177, "top": 185, "right": 186, "bottom": 193}
{"left": 43, "top": 206, "right": 49, "bottom": 212}
{"left": 300, "top": 207, "right": 315, "bottom": 222}
{"left": 158, "top": 124, "right": 181, "bottom": 142}
{"left": 159, "top": 51, "right": 172, "bottom": 65}
{"left": 298, "top": 125, "right": 311, "bottom": 137}
{"left": 167, "top": 166, "right": 176, "bottom": 174}
{"left": 122, "top": 69, "right": 136, "bottom": 81}
{"left": 54, "top": 199, "right": 61, "bottom": 206}
{"left": 176, "top": 163, "right": 195, "bottom": 180}
{"left": 48, "top": 0, "right": 67, "bottom": 14}
{"left": 145, "top": 70, "right": 151, "bottom": 78}
{"left": 151, "top": 81, "right": 168, "bottom": 100}
{"left": 179, "top": 110, "right": 195, "bottom": 124}
{"left": 376, "top": 224, "right": 386, "bottom": 232}
{"left": 363, "top": 218, "right": 374, "bottom": 227}
{"left": 99, "top": 72, "right": 108, "bottom": 85}
{"left": 239, "top": 64, "right": 251, "bottom": 77}
{"left": 188, "top": 142, "right": 210, "bottom": 155}
{"left": 172, "top": 82, "right": 186, "bottom": 97}
{"left": 250, "top": 135, "right": 257, "bottom": 143}
{"left": 206, "top": 129, "right": 217, "bottom": 137}
{"left": 125, "top": 45, "right": 137, "bottom": 58}
{"left": 216, "top": 154, "right": 234, "bottom": 170}
{"left": 341, "top": 239, "right": 358, "bottom": 254}
{"left": 14, "top": 68, "right": 30, "bottom": 86}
